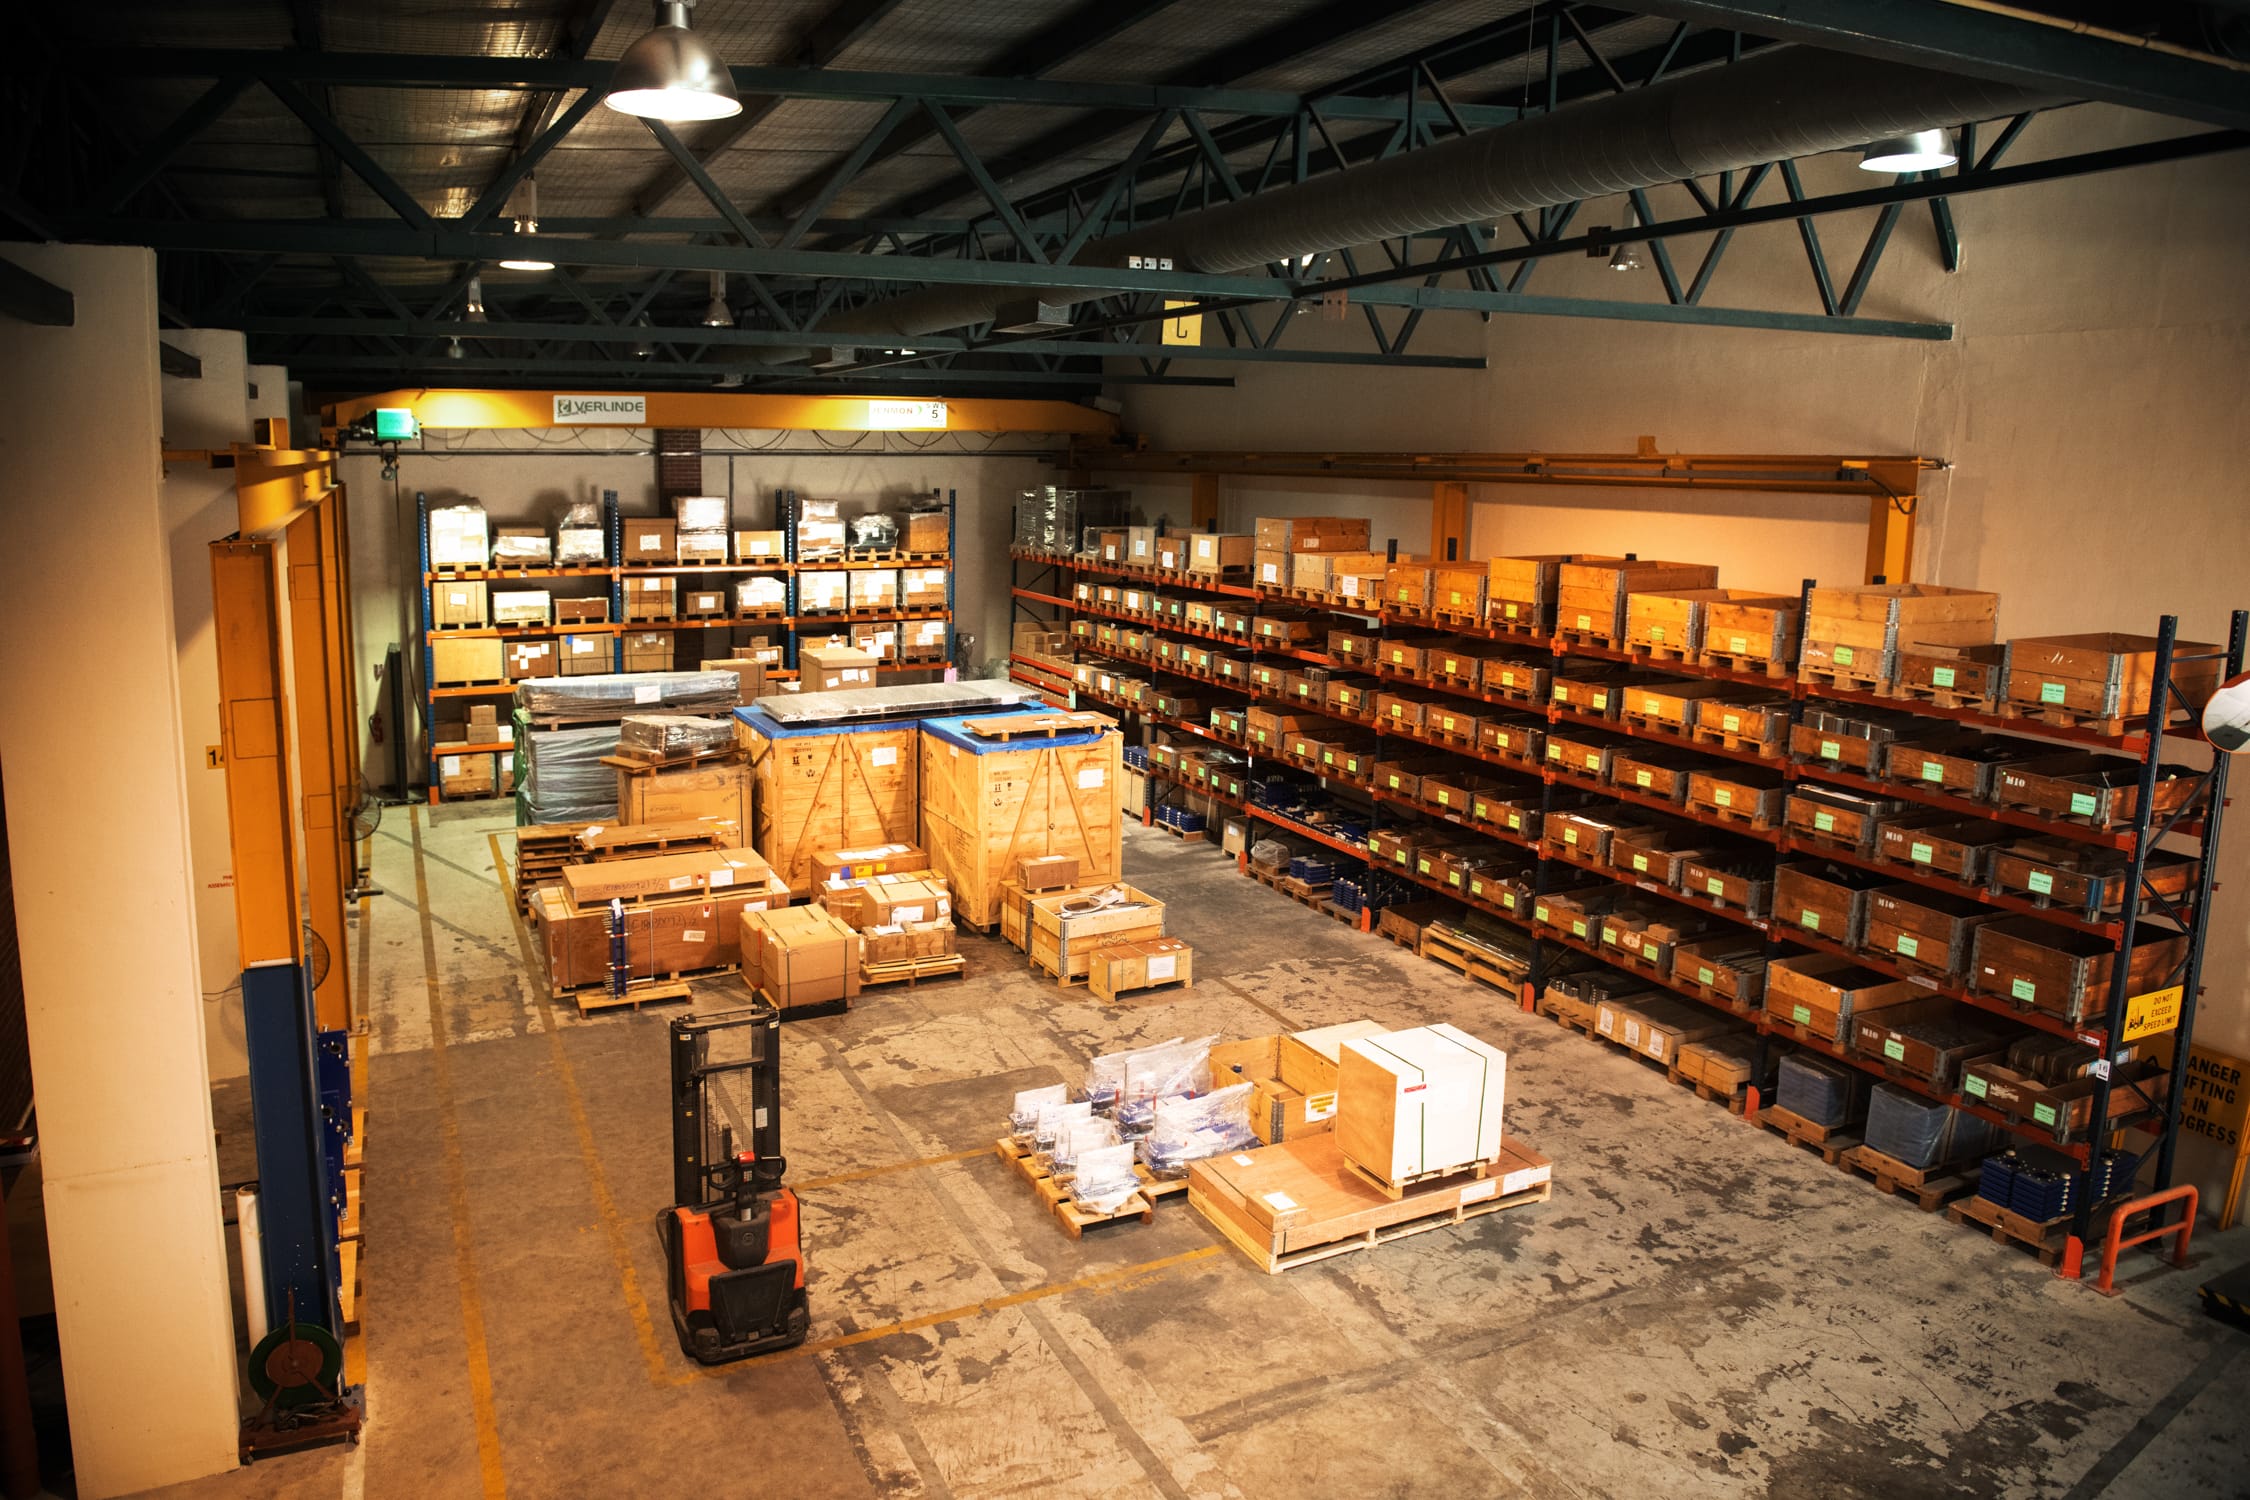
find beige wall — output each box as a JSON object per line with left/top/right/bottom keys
{"left": 1120, "top": 103, "right": 2250, "bottom": 1196}
{"left": 338, "top": 437, "right": 1054, "bottom": 779}
{"left": 0, "top": 244, "right": 240, "bottom": 1496}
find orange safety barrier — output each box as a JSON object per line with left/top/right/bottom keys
{"left": 2089, "top": 1186, "right": 2199, "bottom": 1296}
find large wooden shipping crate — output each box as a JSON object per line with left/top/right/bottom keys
{"left": 736, "top": 706, "right": 919, "bottom": 897}
{"left": 918, "top": 711, "right": 1124, "bottom": 928}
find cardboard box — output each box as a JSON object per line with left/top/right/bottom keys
{"left": 622, "top": 630, "right": 672, "bottom": 673}
{"left": 903, "top": 512, "right": 949, "bottom": 554}
{"left": 623, "top": 517, "right": 677, "bottom": 562}
{"left": 505, "top": 639, "right": 557, "bottom": 680}
{"left": 901, "top": 566, "right": 947, "bottom": 608}
{"left": 1186, "top": 532, "right": 1253, "bottom": 576}
{"left": 753, "top": 905, "right": 862, "bottom": 1010}
{"left": 537, "top": 886, "right": 767, "bottom": 989}
{"left": 558, "top": 632, "right": 612, "bottom": 675}
{"left": 626, "top": 575, "right": 676, "bottom": 621}
{"left": 554, "top": 596, "right": 609, "bottom": 624}
{"left": 491, "top": 589, "right": 549, "bottom": 626}
{"left": 700, "top": 658, "right": 767, "bottom": 699}
{"left": 559, "top": 847, "right": 773, "bottom": 909}
{"left": 802, "top": 644, "right": 876, "bottom": 691}
{"left": 682, "top": 588, "right": 728, "bottom": 619}
{"left": 1016, "top": 854, "right": 1079, "bottom": 891}
{"left": 433, "top": 580, "right": 487, "bottom": 627}
{"left": 851, "top": 624, "right": 897, "bottom": 662}
{"left": 812, "top": 843, "right": 929, "bottom": 887}
{"left": 428, "top": 506, "right": 489, "bottom": 568}
{"left": 798, "top": 570, "right": 849, "bottom": 614}
{"left": 430, "top": 636, "right": 504, "bottom": 686}
{"left": 1336, "top": 1024, "right": 1507, "bottom": 1186}
{"left": 837, "top": 876, "right": 951, "bottom": 929}
{"left": 734, "top": 529, "right": 786, "bottom": 561}
{"left": 555, "top": 525, "right": 605, "bottom": 566}
{"left": 617, "top": 759, "right": 750, "bottom": 828}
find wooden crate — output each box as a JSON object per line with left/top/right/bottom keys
{"left": 1799, "top": 584, "right": 1998, "bottom": 689}
{"left": 1556, "top": 559, "right": 1719, "bottom": 643}
{"left": 739, "top": 712, "right": 918, "bottom": 896}
{"left": 1484, "top": 554, "right": 1576, "bottom": 618}
{"left": 1968, "top": 918, "right": 2188, "bottom": 1025}
{"left": 1477, "top": 716, "right": 1546, "bottom": 765}
{"left": 917, "top": 716, "right": 1123, "bottom": 930}
{"left": 2001, "top": 631, "right": 2223, "bottom": 726}
{"left": 531, "top": 885, "right": 764, "bottom": 993}
{"left": 1689, "top": 697, "right": 1792, "bottom": 757}
{"left": 1873, "top": 812, "right": 2009, "bottom": 883}
{"left": 1429, "top": 566, "right": 1487, "bottom": 621}
{"left": 1878, "top": 734, "right": 2041, "bottom": 799}
{"left": 1848, "top": 996, "right": 2015, "bottom": 1088}
{"left": 1959, "top": 1058, "right": 2170, "bottom": 1144}
{"left": 1685, "top": 767, "right": 1787, "bottom": 831}
{"left": 1993, "top": 754, "right": 2203, "bottom": 831}
{"left": 1895, "top": 642, "right": 2007, "bottom": 709}
{"left": 1613, "top": 749, "right": 1699, "bottom": 805}
{"left": 1620, "top": 679, "right": 1733, "bottom": 733}
{"left": 1481, "top": 657, "right": 1552, "bottom": 704}
{"left": 1027, "top": 886, "right": 1164, "bottom": 981}
{"left": 1702, "top": 595, "right": 1805, "bottom": 672}
{"left": 1985, "top": 842, "right": 2199, "bottom": 922}
{"left": 1672, "top": 938, "right": 1769, "bottom": 1007}
{"left": 1785, "top": 788, "right": 1901, "bottom": 855}
{"left": 1626, "top": 588, "right": 1795, "bottom": 660}
{"left": 616, "top": 759, "right": 752, "bottom": 830}
{"left": 1865, "top": 885, "right": 1991, "bottom": 979}
{"left": 1681, "top": 856, "right": 1773, "bottom": 919}
{"left": 1761, "top": 953, "right": 1919, "bottom": 1041}
{"left": 1774, "top": 860, "right": 1893, "bottom": 947}
{"left": 1383, "top": 559, "right": 1438, "bottom": 613}
{"left": 1550, "top": 666, "right": 1637, "bottom": 717}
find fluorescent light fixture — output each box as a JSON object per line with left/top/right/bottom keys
{"left": 701, "top": 269, "right": 732, "bottom": 327}
{"left": 463, "top": 276, "right": 487, "bottom": 322}
{"left": 605, "top": 0, "right": 742, "bottom": 122}
{"left": 1860, "top": 129, "right": 1956, "bottom": 173}
{"left": 497, "top": 176, "right": 556, "bottom": 271}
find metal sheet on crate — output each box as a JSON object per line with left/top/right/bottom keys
{"left": 748, "top": 679, "right": 1040, "bottom": 726}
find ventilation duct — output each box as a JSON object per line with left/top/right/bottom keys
{"left": 764, "top": 46, "right": 2062, "bottom": 363}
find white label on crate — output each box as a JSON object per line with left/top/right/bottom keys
{"left": 871, "top": 747, "right": 898, "bottom": 767}
{"left": 1147, "top": 954, "right": 1177, "bottom": 980}
{"left": 1261, "top": 1191, "right": 1300, "bottom": 1213}
{"left": 893, "top": 905, "right": 926, "bottom": 924}
{"left": 708, "top": 869, "right": 733, "bottom": 888}
{"left": 667, "top": 874, "right": 695, "bottom": 890}
{"left": 1077, "top": 767, "right": 1105, "bottom": 788}
{"left": 1625, "top": 1021, "right": 1643, "bottom": 1047}
{"left": 1261, "top": 562, "right": 1278, "bottom": 583}
{"left": 1501, "top": 1165, "right": 1548, "bottom": 1195}
{"left": 440, "top": 756, "right": 461, "bottom": 775}
{"left": 449, "top": 591, "right": 468, "bottom": 606}
{"left": 634, "top": 685, "right": 660, "bottom": 703}
{"left": 639, "top": 533, "right": 661, "bottom": 551}
{"left": 681, "top": 929, "right": 705, "bottom": 944}
{"left": 1460, "top": 1178, "right": 1499, "bottom": 1204}
{"left": 1301, "top": 1090, "right": 1337, "bottom": 1122}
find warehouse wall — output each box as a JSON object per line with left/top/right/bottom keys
{"left": 336, "top": 440, "right": 1055, "bottom": 781}
{"left": 0, "top": 243, "right": 240, "bottom": 1496}
{"left": 1118, "top": 101, "right": 2250, "bottom": 1197}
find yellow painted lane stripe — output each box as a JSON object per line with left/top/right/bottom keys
{"left": 793, "top": 1147, "right": 990, "bottom": 1192}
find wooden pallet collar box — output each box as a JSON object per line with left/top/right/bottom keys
{"left": 1557, "top": 559, "right": 1718, "bottom": 639}
{"left": 1091, "top": 936, "right": 1192, "bottom": 995}
{"left": 1336, "top": 1024, "right": 1506, "bottom": 1187}
{"left": 1187, "top": 533, "right": 1254, "bottom": 574}
{"left": 1210, "top": 1036, "right": 1330, "bottom": 1144}
{"left": 739, "top": 707, "right": 920, "bottom": 898}
{"left": 1026, "top": 884, "right": 1164, "bottom": 976}
{"left": 917, "top": 713, "right": 1122, "bottom": 928}
{"left": 1801, "top": 583, "right": 1998, "bottom": 681}
{"left": 535, "top": 885, "right": 770, "bottom": 990}
{"left": 1254, "top": 516, "right": 1372, "bottom": 553}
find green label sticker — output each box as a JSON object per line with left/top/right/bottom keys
{"left": 2069, "top": 791, "right": 2098, "bottom": 817}
{"left": 1572, "top": 919, "right": 1588, "bottom": 937}
{"left": 1698, "top": 966, "right": 1716, "bottom": 986}
{"left": 1564, "top": 828, "right": 1579, "bottom": 845}
{"left": 1449, "top": 872, "right": 1463, "bottom": 886}
{"left": 1883, "top": 1038, "right": 1906, "bottom": 1062}
{"left": 1323, "top": 750, "right": 1335, "bottom": 764}
{"left": 2040, "top": 681, "right": 2066, "bottom": 705}
{"left": 1500, "top": 671, "right": 1516, "bottom": 686}
{"left": 1819, "top": 739, "right": 1842, "bottom": 760}
{"left": 1730, "top": 635, "right": 1750, "bottom": 654}
{"left": 1256, "top": 731, "right": 1268, "bottom": 743}
{"left": 1497, "top": 733, "right": 1513, "bottom": 748}
{"left": 1834, "top": 645, "right": 1855, "bottom": 666}
{"left": 1792, "top": 1004, "right": 1812, "bottom": 1025}
{"left": 1442, "top": 717, "right": 1456, "bottom": 732}
{"left": 1534, "top": 904, "right": 1549, "bottom": 922}
{"left": 1507, "top": 813, "right": 1523, "bottom": 830}
{"left": 1388, "top": 774, "right": 1403, "bottom": 789}
{"left": 1636, "top": 770, "right": 1654, "bottom": 788}
{"left": 1644, "top": 697, "right": 1663, "bottom": 714}
{"left": 1651, "top": 626, "right": 1666, "bottom": 643}
{"left": 1706, "top": 876, "right": 1724, "bottom": 896}
{"left": 1418, "top": 858, "right": 1432, "bottom": 873}
{"left": 1932, "top": 666, "right": 1957, "bottom": 689}
{"left": 1585, "top": 752, "right": 1602, "bottom": 771}
{"left": 1715, "top": 788, "right": 1734, "bottom": 807}
{"left": 1444, "top": 659, "right": 1457, "bottom": 674}
{"left": 2011, "top": 977, "right": 2036, "bottom": 1002}
{"left": 2028, "top": 870, "right": 2054, "bottom": 895}
{"left": 1547, "top": 745, "right": 1562, "bottom": 761}
{"left": 1577, "top": 613, "right": 1593, "bottom": 630}
{"left": 1395, "top": 850, "right": 1408, "bottom": 865}
{"left": 1921, "top": 761, "right": 1944, "bottom": 783}
{"left": 1723, "top": 714, "right": 1742, "bottom": 732}
{"left": 1814, "top": 811, "right": 1837, "bottom": 832}
{"left": 1911, "top": 841, "right": 1934, "bottom": 864}
{"left": 1963, "top": 1074, "right": 1987, "bottom": 1099}
{"left": 1633, "top": 854, "right": 1649, "bottom": 872}
{"left": 1505, "top": 603, "right": 1519, "bottom": 619}
{"left": 1602, "top": 927, "right": 1618, "bottom": 944}
{"left": 1552, "top": 685, "right": 1569, "bottom": 702}
{"left": 2033, "top": 1102, "right": 2058, "bottom": 1126}
{"left": 1801, "top": 909, "right": 1821, "bottom": 931}
{"left": 1897, "top": 934, "right": 1920, "bottom": 958}
{"left": 1593, "top": 692, "right": 1609, "bottom": 710}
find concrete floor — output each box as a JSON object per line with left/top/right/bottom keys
{"left": 137, "top": 806, "right": 2248, "bottom": 1500}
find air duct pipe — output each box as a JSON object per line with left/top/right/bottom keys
{"left": 769, "top": 46, "right": 2061, "bottom": 360}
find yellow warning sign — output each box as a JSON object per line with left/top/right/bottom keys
{"left": 2122, "top": 984, "right": 2184, "bottom": 1043}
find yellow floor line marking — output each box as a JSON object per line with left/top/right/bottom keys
{"left": 488, "top": 829, "right": 674, "bottom": 1389}
{"left": 412, "top": 809, "right": 508, "bottom": 1499}
{"left": 794, "top": 1147, "right": 990, "bottom": 1192}
{"left": 673, "top": 1246, "right": 1224, "bottom": 1386}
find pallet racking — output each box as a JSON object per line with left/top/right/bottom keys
{"left": 417, "top": 489, "right": 956, "bottom": 801}
{"left": 1009, "top": 543, "right": 2240, "bottom": 1261}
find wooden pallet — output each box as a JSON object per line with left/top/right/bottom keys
{"left": 1554, "top": 627, "right": 1621, "bottom": 653}
{"left": 1343, "top": 1154, "right": 1495, "bottom": 1203}
{"left": 1696, "top": 650, "right": 1792, "bottom": 680}
{"left": 1151, "top": 821, "right": 1208, "bottom": 842}
{"left": 1685, "top": 724, "right": 1784, "bottom": 758}
{"left": 573, "top": 978, "right": 696, "bottom": 1015}
{"left": 1692, "top": 1080, "right": 1750, "bottom": 1114}
{"left": 428, "top": 619, "right": 497, "bottom": 632}
{"left": 1636, "top": 642, "right": 1697, "bottom": 667}
{"left": 1893, "top": 682, "right": 1994, "bottom": 712}
{"left": 1947, "top": 1192, "right": 2073, "bottom": 1266}
{"left": 1797, "top": 662, "right": 1895, "bottom": 696}
{"left": 860, "top": 952, "right": 966, "bottom": 988}
{"left": 1619, "top": 708, "right": 1699, "bottom": 738}
{"left": 337, "top": 1168, "right": 362, "bottom": 1242}
{"left": 1685, "top": 798, "right": 1780, "bottom": 835}
{"left": 1419, "top": 928, "right": 1525, "bottom": 995}
{"left": 602, "top": 743, "right": 741, "bottom": 773}
{"left": 1994, "top": 703, "right": 2133, "bottom": 738}
{"left": 1752, "top": 1104, "right": 1860, "bottom": 1164}
{"left": 1134, "top": 1165, "right": 1190, "bottom": 1202}
{"left": 435, "top": 676, "right": 510, "bottom": 691}
{"left": 1837, "top": 1145, "right": 1979, "bottom": 1212}
{"left": 1193, "top": 1176, "right": 1551, "bottom": 1275}
{"left": 337, "top": 1238, "right": 362, "bottom": 1334}
{"left": 343, "top": 1106, "right": 366, "bottom": 1170}
{"left": 1538, "top": 998, "right": 1598, "bottom": 1038}
{"left": 1024, "top": 1159, "right": 1155, "bottom": 1237}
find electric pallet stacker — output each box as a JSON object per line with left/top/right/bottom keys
{"left": 657, "top": 1004, "right": 810, "bottom": 1364}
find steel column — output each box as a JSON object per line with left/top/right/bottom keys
{"left": 286, "top": 502, "right": 351, "bottom": 1031}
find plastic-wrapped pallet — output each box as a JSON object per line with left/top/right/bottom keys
{"left": 1142, "top": 1084, "right": 1257, "bottom": 1177}
{"left": 1863, "top": 1085, "right": 1999, "bottom": 1170}
{"left": 797, "top": 498, "right": 845, "bottom": 559}
{"left": 848, "top": 513, "right": 898, "bottom": 550}
{"left": 515, "top": 672, "right": 741, "bottom": 721}
{"left": 519, "top": 723, "right": 618, "bottom": 822}
{"left": 617, "top": 715, "right": 736, "bottom": 760}
{"left": 1084, "top": 1037, "right": 1186, "bottom": 1115}
{"left": 1775, "top": 1053, "right": 1863, "bottom": 1128}
{"left": 554, "top": 499, "right": 606, "bottom": 565}
{"left": 428, "top": 503, "right": 489, "bottom": 568}
{"left": 1115, "top": 1037, "right": 1216, "bottom": 1136}
{"left": 1069, "top": 1142, "right": 1141, "bottom": 1213}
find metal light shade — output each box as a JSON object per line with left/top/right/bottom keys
{"left": 702, "top": 270, "right": 733, "bottom": 327}
{"left": 498, "top": 177, "right": 556, "bottom": 270}
{"left": 1608, "top": 244, "right": 1639, "bottom": 271}
{"left": 464, "top": 276, "right": 488, "bottom": 322}
{"left": 605, "top": 3, "right": 742, "bottom": 122}
{"left": 1860, "top": 129, "right": 1956, "bottom": 172}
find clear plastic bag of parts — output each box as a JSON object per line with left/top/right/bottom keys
{"left": 847, "top": 513, "right": 899, "bottom": 551}
{"left": 1142, "top": 1083, "right": 1257, "bottom": 1177}
{"left": 1032, "top": 1099, "right": 1091, "bottom": 1172}
{"left": 1008, "top": 1084, "right": 1068, "bottom": 1145}
{"left": 1115, "top": 1036, "right": 1217, "bottom": 1136}
{"left": 1083, "top": 1036, "right": 1185, "bottom": 1116}
{"left": 554, "top": 498, "right": 606, "bottom": 565}
{"left": 1047, "top": 1113, "right": 1120, "bottom": 1179}
{"left": 1069, "top": 1142, "right": 1142, "bottom": 1214}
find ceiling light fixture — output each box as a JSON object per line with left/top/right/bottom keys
{"left": 497, "top": 176, "right": 556, "bottom": 271}
{"left": 447, "top": 336, "right": 464, "bottom": 360}
{"left": 631, "top": 315, "right": 654, "bottom": 360}
{"left": 1608, "top": 244, "right": 1640, "bottom": 271}
{"left": 701, "top": 270, "right": 733, "bottom": 328}
{"left": 464, "top": 275, "right": 488, "bottom": 322}
{"left": 1859, "top": 129, "right": 1957, "bottom": 173}
{"left": 605, "top": 0, "right": 742, "bottom": 122}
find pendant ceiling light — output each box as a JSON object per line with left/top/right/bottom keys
{"left": 1859, "top": 129, "right": 1957, "bottom": 173}
{"left": 464, "top": 276, "right": 488, "bottom": 322}
{"left": 1608, "top": 244, "right": 1640, "bottom": 271}
{"left": 447, "top": 336, "right": 465, "bottom": 360}
{"left": 631, "top": 315, "right": 654, "bottom": 360}
{"left": 497, "top": 176, "right": 556, "bottom": 271}
{"left": 702, "top": 270, "right": 733, "bottom": 328}
{"left": 605, "top": 1, "right": 742, "bottom": 122}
